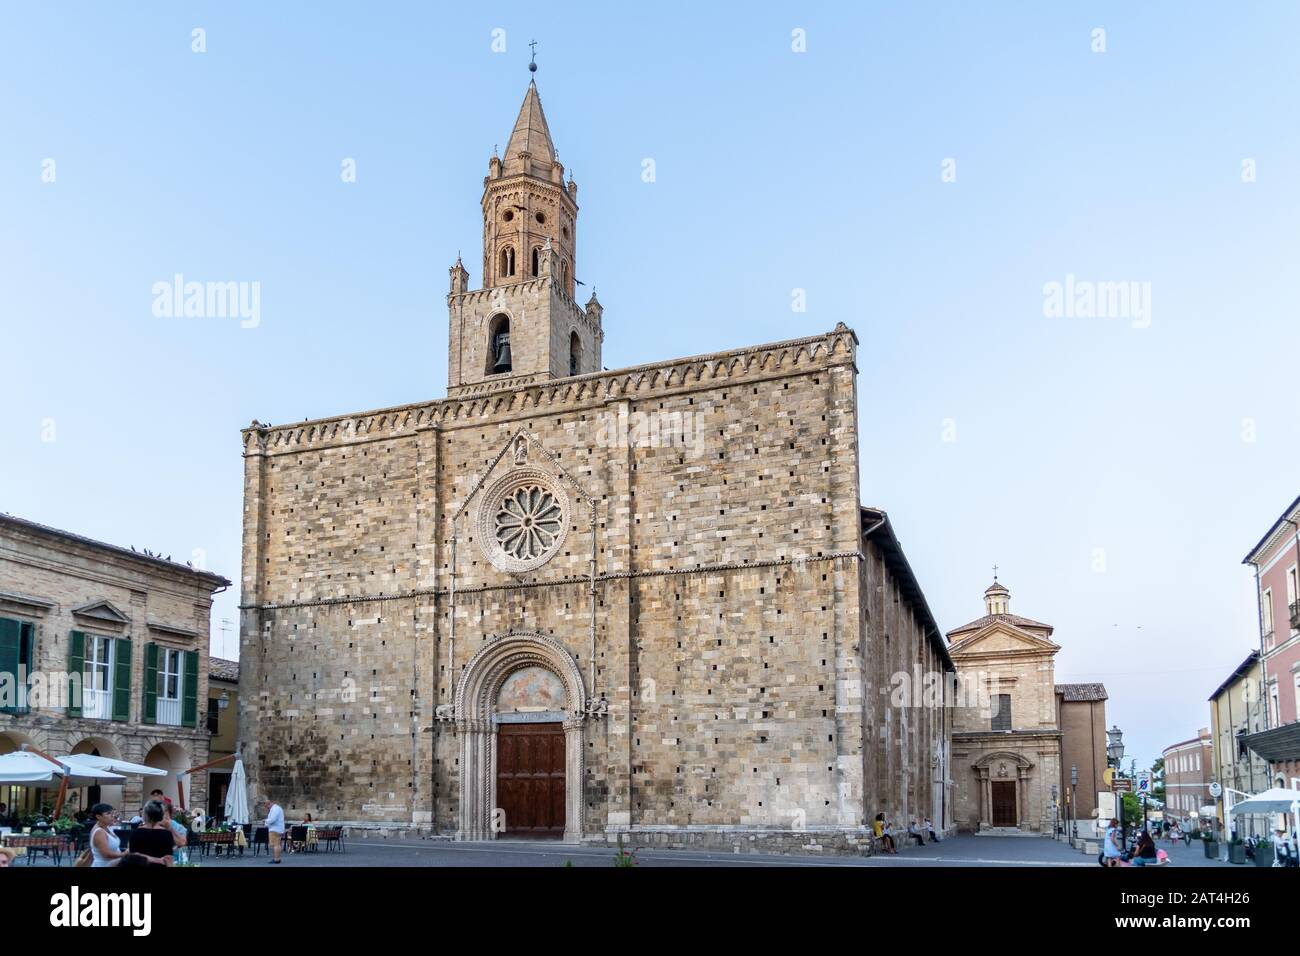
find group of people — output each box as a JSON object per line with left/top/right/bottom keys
{"left": 0, "top": 788, "right": 295, "bottom": 867}
{"left": 872, "top": 814, "right": 939, "bottom": 853}
{"left": 86, "top": 797, "right": 187, "bottom": 867}
{"left": 1100, "top": 819, "right": 1166, "bottom": 867}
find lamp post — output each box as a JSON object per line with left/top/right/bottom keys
{"left": 1107, "top": 725, "right": 1126, "bottom": 844}
{"left": 1070, "top": 765, "right": 1079, "bottom": 843}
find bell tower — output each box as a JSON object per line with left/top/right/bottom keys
{"left": 447, "top": 58, "right": 603, "bottom": 394}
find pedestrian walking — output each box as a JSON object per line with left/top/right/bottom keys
{"left": 262, "top": 797, "right": 285, "bottom": 864}
{"left": 1102, "top": 818, "right": 1124, "bottom": 867}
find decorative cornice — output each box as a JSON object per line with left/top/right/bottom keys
{"left": 241, "top": 325, "right": 857, "bottom": 456}
{"left": 239, "top": 550, "right": 863, "bottom": 612}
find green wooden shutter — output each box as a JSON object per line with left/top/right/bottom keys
{"left": 143, "top": 642, "right": 158, "bottom": 724}
{"left": 19, "top": 623, "right": 33, "bottom": 715}
{"left": 67, "top": 630, "right": 85, "bottom": 717}
{"left": 0, "top": 618, "right": 19, "bottom": 715}
{"left": 182, "top": 649, "right": 199, "bottom": 728}
{"left": 112, "top": 638, "right": 132, "bottom": 722}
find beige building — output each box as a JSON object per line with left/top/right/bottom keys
{"left": 949, "top": 579, "right": 1064, "bottom": 834}
{"left": 0, "top": 514, "right": 229, "bottom": 818}
{"left": 237, "top": 76, "right": 953, "bottom": 851}
{"left": 1209, "top": 652, "right": 1271, "bottom": 837}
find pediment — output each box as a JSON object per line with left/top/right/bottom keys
{"left": 0, "top": 590, "right": 56, "bottom": 617}
{"left": 70, "top": 600, "right": 131, "bottom": 626}
{"left": 453, "top": 426, "right": 595, "bottom": 522}
{"left": 949, "top": 621, "right": 1058, "bottom": 658}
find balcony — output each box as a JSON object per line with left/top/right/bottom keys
{"left": 157, "top": 697, "right": 182, "bottom": 727}
{"left": 1290, "top": 600, "right": 1300, "bottom": 631}
{"left": 82, "top": 688, "right": 112, "bottom": 721}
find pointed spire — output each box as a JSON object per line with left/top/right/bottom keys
{"left": 503, "top": 81, "right": 556, "bottom": 177}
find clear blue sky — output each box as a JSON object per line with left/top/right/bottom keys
{"left": 3, "top": 2, "right": 1298, "bottom": 773}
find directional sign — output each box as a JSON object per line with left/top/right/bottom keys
{"left": 1113, "top": 778, "right": 1133, "bottom": 793}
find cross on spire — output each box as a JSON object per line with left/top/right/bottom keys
{"left": 529, "top": 39, "right": 538, "bottom": 73}
{"left": 992, "top": 564, "right": 999, "bottom": 581}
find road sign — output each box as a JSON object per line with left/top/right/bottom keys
{"left": 1209, "top": 781, "right": 1222, "bottom": 799}
{"left": 1137, "top": 773, "right": 1151, "bottom": 794}
{"left": 1113, "top": 778, "right": 1132, "bottom": 793}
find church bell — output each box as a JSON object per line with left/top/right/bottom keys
{"left": 492, "top": 332, "right": 513, "bottom": 374}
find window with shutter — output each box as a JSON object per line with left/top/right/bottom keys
{"left": 67, "top": 631, "right": 85, "bottom": 718}
{"left": 143, "top": 642, "right": 158, "bottom": 724}
{"left": 0, "top": 618, "right": 29, "bottom": 715}
{"left": 991, "top": 693, "right": 1012, "bottom": 731}
{"left": 182, "top": 649, "right": 199, "bottom": 728}
{"left": 112, "top": 638, "right": 132, "bottom": 722}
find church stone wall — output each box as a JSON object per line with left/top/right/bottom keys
{"left": 239, "top": 321, "right": 952, "bottom": 851}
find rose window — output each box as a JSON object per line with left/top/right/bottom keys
{"left": 477, "top": 468, "right": 570, "bottom": 573}
{"left": 494, "top": 486, "right": 563, "bottom": 561}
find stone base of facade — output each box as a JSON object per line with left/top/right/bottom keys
{"left": 326, "top": 822, "right": 962, "bottom": 857}
{"left": 594, "top": 826, "right": 881, "bottom": 856}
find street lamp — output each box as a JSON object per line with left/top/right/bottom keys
{"left": 1106, "top": 725, "right": 1125, "bottom": 766}
{"left": 1107, "top": 725, "right": 1126, "bottom": 844}
{"left": 1070, "top": 765, "right": 1079, "bottom": 843}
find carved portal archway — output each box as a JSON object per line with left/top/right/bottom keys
{"left": 453, "top": 631, "right": 587, "bottom": 842}
{"left": 973, "top": 751, "right": 1034, "bottom": 829}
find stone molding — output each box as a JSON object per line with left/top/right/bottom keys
{"left": 241, "top": 325, "right": 857, "bottom": 455}
{"left": 239, "top": 550, "right": 864, "bottom": 612}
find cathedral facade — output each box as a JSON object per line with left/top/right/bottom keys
{"left": 237, "top": 79, "right": 953, "bottom": 851}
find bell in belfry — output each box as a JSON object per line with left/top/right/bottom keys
{"left": 492, "top": 331, "right": 512, "bottom": 374}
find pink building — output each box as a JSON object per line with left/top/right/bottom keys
{"left": 1243, "top": 494, "right": 1300, "bottom": 789}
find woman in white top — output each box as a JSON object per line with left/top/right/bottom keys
{"left": 89, "top": 803, "right": 129, "bottom": 867}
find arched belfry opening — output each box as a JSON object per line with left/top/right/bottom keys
{"left": 500, "top": 245, "right": 516, "bottom": 279}
{"left": 569, "top": 330, "right": 581, "bottom": 377}
{"left": 531, "top": 246, "right": 541, "bottom": 278}
{"left": 487, "top": 313, "right": 512, "bottom": 375}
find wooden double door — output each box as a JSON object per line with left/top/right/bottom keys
{"left": 496, "top": 722, "right": 566, "bottom": 838}
{"left": 991, "top": 781, "right": 1018, "bottom": 827}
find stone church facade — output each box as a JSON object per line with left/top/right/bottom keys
{"left": 949, "top": 580, "right": 1064, "bottom": 833}
{"left": 238, "top": 78, "right": 953, "bottom": 851}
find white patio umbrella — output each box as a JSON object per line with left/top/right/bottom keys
{"left": 1228, "top": 787, "right": 1300, "bottom": 816}
{"left": 54, "top": 753, "right": 166, "bottom": 778}
{"left": 223, "top": 755, "right": 249, "bottom": 825}
{"left": 0, "top": 750, "right": 125, "bottom": 787}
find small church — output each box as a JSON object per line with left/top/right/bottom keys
{"left": 237, "top": 69, "right": 954, "bottom": 851}
{"left": 947, "top": 578, "right": 1108, "bottom": 834}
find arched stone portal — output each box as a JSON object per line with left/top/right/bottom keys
{"left": 143, "top": 742, "right": 190, "bottom": 807}
{"left": 453, "top": 631, "right": 587, "bottom": 842}
{"left": 973, "top": 751, "right": 1034, "bottom": 830}
{"left": 71, "top": 736, "right": 124, "bottom": 812}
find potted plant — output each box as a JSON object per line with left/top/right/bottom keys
{"left": 1252, "top": 840, "right": 1274, "bottom": 867}
{"left": 1228, "top": 836, "right": 1246, "bottom": 864}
